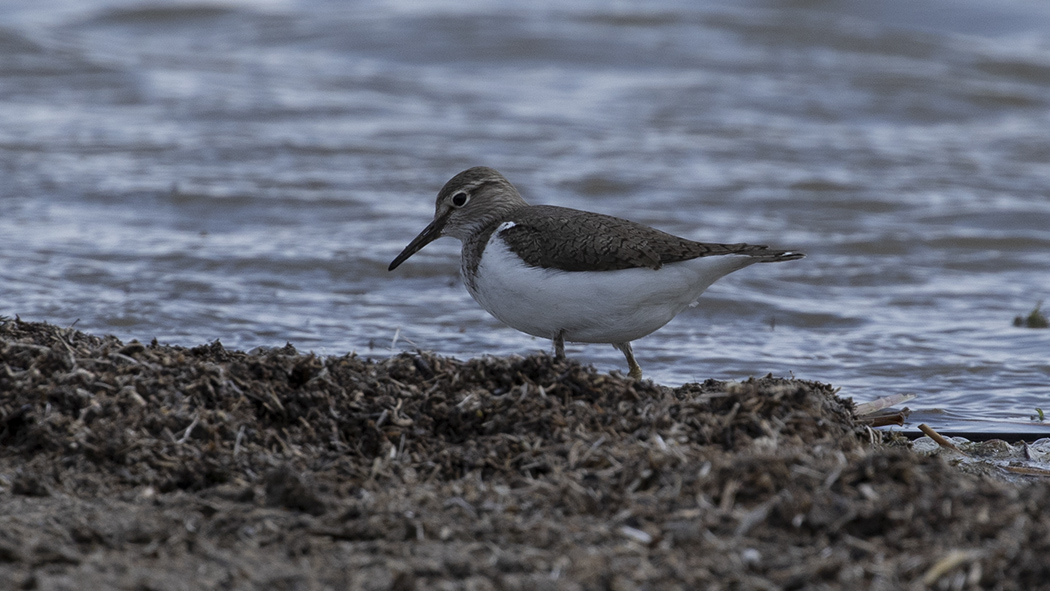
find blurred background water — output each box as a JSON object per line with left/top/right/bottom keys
{"left": 1, "top": 0, "right": 1048, "bottom": 435}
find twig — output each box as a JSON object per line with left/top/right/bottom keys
{"left": 619, "top": 525, "right": 653, "bottom": 545}
{"left": 1001, "top": 465, "right": 1050, "bottom": 478}
{"left": 177, "top": 414, "right": 201, "bottom": 444}
{"left": 233, "top": 425, "right": 246, "bottom": 456}
{"left": 918, "top": 424, "right": 967, "bottom": 455}
{"left": 855, "top": 393, "right": 916, "bottom": 416}
{"left": 861, "top": 412, "right": 909, "bottom": 428}
{"left": 922, "top": 550, "right": 982, "bottom": 585}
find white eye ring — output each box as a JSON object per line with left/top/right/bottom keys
{"left": 451, "top": 192, "right": 469, "bottom": 207}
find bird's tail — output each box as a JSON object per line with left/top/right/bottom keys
{"left": 725, "top": 243, "right": 805, "bottom": 263}
{"left": 755, "top": 249, "right": 805, "bottom": 263}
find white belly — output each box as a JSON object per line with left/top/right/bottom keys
{"left": 463, "top": 236, "right": 758, "bottom": 344}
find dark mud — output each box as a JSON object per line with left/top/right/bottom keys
{"left": 1, "top": 318, "right": 1048, "bottom": 590}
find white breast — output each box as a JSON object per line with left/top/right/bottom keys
{"left": 462, "top": 230, "right": 758, "bottom": 344}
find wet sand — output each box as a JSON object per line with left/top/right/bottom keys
{"left": 1, "top": 318, "right": 1047, "bottom": 590}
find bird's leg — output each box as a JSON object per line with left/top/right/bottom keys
{"left": 553, "top": 330, "right": 566, "bottom": 360}
{"left": 613, "top": 342, "right": 643, "bottom": 380}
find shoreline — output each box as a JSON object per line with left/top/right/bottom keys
{"left": 1, "top": 317, "right": 1048, "bottom": 589}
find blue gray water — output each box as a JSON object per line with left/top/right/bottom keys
{"left": 2, "top": 0, "right": 1049, "bottom": 435}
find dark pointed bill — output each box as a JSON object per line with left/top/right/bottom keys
{"left": 388, "top": 214, "right": 449, "bottom": 271}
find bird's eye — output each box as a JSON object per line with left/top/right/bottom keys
{"left": 451, "top": 192, "right": 469, "bottom": 207}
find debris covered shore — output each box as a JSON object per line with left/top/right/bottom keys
{"left": 1, "top": 318, "right": 1047, "bottom": 590}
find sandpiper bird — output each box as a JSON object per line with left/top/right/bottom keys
{"left": 389, "top": 167, "right": 804, "bottom": 379}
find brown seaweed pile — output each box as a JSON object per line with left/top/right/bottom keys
{"left": 2, "top": 317, "right": 1049, "bottom": 590}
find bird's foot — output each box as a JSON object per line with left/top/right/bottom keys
{"left": 553, "top": 330, "right": 566, "bottom": 360}
{"left": 614, "top": 342, "right": 643, "bottom": 380}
